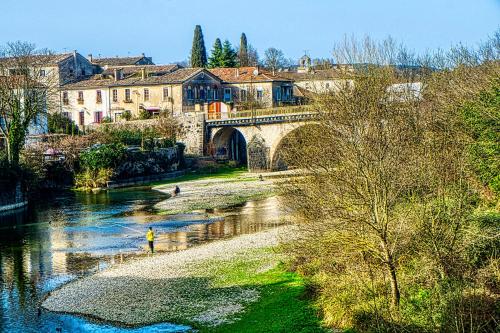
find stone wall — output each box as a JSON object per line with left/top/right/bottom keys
{"left": 178, "top": 112, "right": 205, "bottom": 156}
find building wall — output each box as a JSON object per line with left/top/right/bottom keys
{"left": 295, "top": 79, "right": 351, "bottom": 94}
{"left": 108, "top": 84, "right": 182, "bottom": 120}
{"left": 61, "top": 88, "right": 110, "bottom": 126}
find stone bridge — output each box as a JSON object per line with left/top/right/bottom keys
{"left": 203, "top": 107, "right": 317, "bottom": 171}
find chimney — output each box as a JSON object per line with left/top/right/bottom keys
{"left": 114, "top": 68, "right": 122, "bottom": 81}
{"left": 87, "top": 54, "right": 93, "bottom": 62}
{"left": 235, "top": 68, "right": 239, "bottom": 77}
{"left": 141, "top": 53, "right": 145, "bottom": 57}
{"left": 141, "top": 67, "right": 146, "bottom": 80}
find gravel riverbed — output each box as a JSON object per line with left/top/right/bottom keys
{"left": 153, "top": 176, "right": 276, "bottom": 214}
{"left": 42, "top": 226, "right": 291, "bottom": 327}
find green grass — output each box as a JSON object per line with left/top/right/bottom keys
{"left": 150, "top": 166, "right": 249, "bottom": 186}
{"left": 187, "top": 249, "right": 326, "bottom": 333}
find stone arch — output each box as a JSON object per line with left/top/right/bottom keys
{"left": 270, "top": 123, "right": 321, "bottom": 171}
{"left": 210, "top": 127, "right": 248, "bottom": 166}
{"left": 247, "top": 134, "right": 270, "bottom": 171}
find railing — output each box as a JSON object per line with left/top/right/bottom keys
{"left": 206, "top": 105, "right": 314, "bottom": 121}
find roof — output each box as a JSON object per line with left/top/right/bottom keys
{"left": 0, "top": 53, "right": 73, "bottom": 67}
{"left": 101, "top": 64, "right": 181, "bottom": 77}
{"left": 91, "top": 55, "right": 152, "bottom": 67}
{"left": 62, "top": 68, "right": 216, "bottom": 90}
{"left": 208, "top": 67, "right": 292, "bottom": 83}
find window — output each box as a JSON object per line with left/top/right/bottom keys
{"left": 224, "top": 88, "right": 232, "bottom": 102}
{"left": 276, "top": 88, "right": 281, "bottom": 101}
{"left": 81, "top": 69, "right": 86, "bottom": 76}
{"left": 69, "top": 68, "right": 74, "bottom": 76}
{"left": 256, "top": 88, "right": 263, "bottom": 100}
{"left": 187, "top": 86, "right": 193, "bottom": 100}
{"left": 112, "top": 89, "right": 118, "bottom": 102}
{"left": 39, "top": 69, "right": 46, "bottom": 77}
{"left": 96, "top": 90, "right": 102, "bottom": 103}
{"left": 200, "top": 88, "right": 206, "bottom": 100}
{"left": 79, "top": 111, "right": 85, "bottom": 126}
{"left": 62, "top": 91, "right": 69, "bottom": 105}
{"left": 163, "top": 87, "right": 169, "bottom": 100}
{"left": 144, "top": 88, "right": 149, "bottom": 101}
{"left": 125, "top": 89, "right": 131, "bottom": 102}
{"left": 94, "top": 111, "right": 103, "bottom": 123}
{"left": 62, "top": 112, "right": 71, "bottom": 119}
{"left": 207, "top": 86, "right": 212, "bottom": 101}
{"left": 213, "top": 88, "right": 218, "bottom": 100}
{"left": 240, "top": 89, "right": 247, "bottom": 101}
{"left": 77, "top": 91, "right": 84, "bottom": 104}
{"left": 325, "top": 83, "right": 330, "bottom": 89}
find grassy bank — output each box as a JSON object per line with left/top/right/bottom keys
{"left": 151, "top": 166, "right": 250, "bottom": 186}
{"left": 195, "top": 250, "right": 326, "bottom": 333}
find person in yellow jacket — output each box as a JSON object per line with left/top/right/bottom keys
{"left": 146, "top": 227, "right": 155, "bottom": 253}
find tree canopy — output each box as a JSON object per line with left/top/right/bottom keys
{"left": 208, "top": 38, "right": 223, "bottom": 68}
{"left": 190, "top": 25, "right": 207, "bottom": 67}
{"left": 238, "top": 33, "right": 249, "bottom": 67}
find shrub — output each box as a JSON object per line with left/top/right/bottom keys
{"left": 79, "top": 143, "right": 126, "bottom": 171}
{"left": 138, "top": 109, "right": 151, "bottom": 120}
{"left": 121, "top": 110, "right": 132, "bottom": 121}
{"left": 75, "top": 168, "right": 113, "bottom": 190}
{"left": 48, "top": 113, "right": 79, "bottom": 134}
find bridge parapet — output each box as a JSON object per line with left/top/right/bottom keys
{"left": 206, "top": 105, "right": 317, "bottom": 127}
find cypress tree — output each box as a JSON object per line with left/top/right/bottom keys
{"left": 190, "top": 25, "right": 207, "bottom": 67}
{"left": 239, "top": 33, "right": 249, "bottom": 67}
{"left": 208, "top": 38, "right": 224, "bottom": 68}
{"left": 221, "top": 40, "right": 237, "bottom": 68}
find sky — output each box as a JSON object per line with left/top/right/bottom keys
{"left": 0, "top": 0, "right": 499, "bottom": 64}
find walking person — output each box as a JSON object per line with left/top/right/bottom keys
{"left": 146, "top": 227, "right": 155, "bottom": 254}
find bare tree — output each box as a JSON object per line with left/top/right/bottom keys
{"left": 0, "top": 41, "right": 57, "bottom": 166}
{"left": 264, "top": 47, "right": 287, "bottom": 74}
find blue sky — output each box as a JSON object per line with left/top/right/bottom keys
{"left": 1, "top": 0, "right": 498, "bottom": 64}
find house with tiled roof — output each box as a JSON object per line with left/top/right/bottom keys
{"left": 60, "top": 67, "right": 225, "bottom": 125}
{"left": 208, "top": 67, "right": 294, "bottom": 108}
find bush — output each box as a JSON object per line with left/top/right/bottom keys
{"left": 79, "top": 143, "right": 126, "bottom": 171}
{"left": 138, "top": 109, "right": 151, "bottom": 120}
{"left": 48, "top": 113, "right": 79, "bottom": 134}
{"left": 121, "top": 110, "right": 132, "bottom": 121}
{"left": 75, "top": 168, "right": 113, "bottom": 190}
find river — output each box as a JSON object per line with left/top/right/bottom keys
{"left": 0, "top": 188, "right": 282, "bottom": 332}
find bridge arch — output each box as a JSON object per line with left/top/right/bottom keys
{"left": 270, "top": 123, "right": 321, "bottom": 171}
{"left": 210, "top": 127, "right": 248, "bottom": 166}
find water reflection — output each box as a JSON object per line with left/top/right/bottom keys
{"left": 0, "top": 189, "right": 283, "bottom": 332}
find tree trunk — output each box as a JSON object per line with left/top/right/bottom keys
{"left": 382, "top": 241, "right": 400, "bottom": 308}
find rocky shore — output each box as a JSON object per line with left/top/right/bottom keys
{"left": 42, "top": 226, "right": 290, "bottom": 328}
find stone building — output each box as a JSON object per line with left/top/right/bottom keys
{"left": 208, "top": 67, "right": 294, "bottom": 109}
{"left": 59, "top": 66, "right": 224, "bottom": 125}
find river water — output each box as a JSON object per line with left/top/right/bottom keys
{"left": 0, "top": 188, "right": 282, "bottom": 332}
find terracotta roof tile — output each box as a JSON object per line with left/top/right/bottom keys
{"left": 92, "top": 56, "right": 152, "bottom": 66}
{"left": 61, "top": 68, "right": 217, "bottom": 90}
{"left": 208, "top": 67, "right": 292, "bottom": 83}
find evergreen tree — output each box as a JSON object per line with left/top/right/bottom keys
{"left": 238, "top": 33, "right": 249, "bottom": 67}
{"left": 190, "top": 25, "right": 207, "bottom": 67}
{"left": 221, "top": 40, "right": 237, "bottom": 68}
{"left": 208, "top": 38, "right": 224, "bottom": 68}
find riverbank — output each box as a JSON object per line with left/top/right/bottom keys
{"left": 152, "top": 171, "right": 276, "bottom": 214}
{"left": 42, "top": 226, "right": 324, "bottom": 331}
